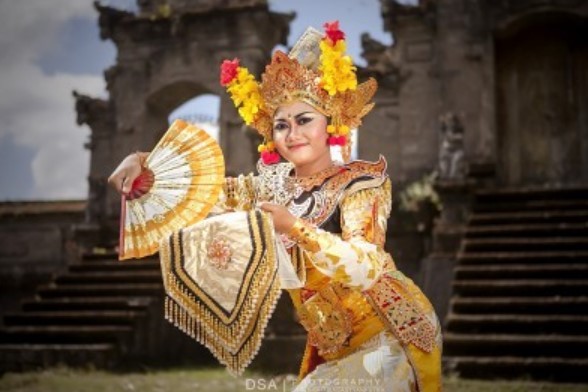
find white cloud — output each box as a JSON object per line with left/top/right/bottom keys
{"left": 1, "top": 63, "right": 104, "bottom": 199}
{"left": 0, "top": 1, "right": 96, "bottom": 64}
{"left": 0, "top": 1, "right": 106, "bottom": 200}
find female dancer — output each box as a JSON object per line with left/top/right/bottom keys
{"left": 109, "top": 21, "right": 442, "bottom": 392}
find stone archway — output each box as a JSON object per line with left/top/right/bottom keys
{"left": 168, "top": 94, "right": 220, "bottom": 141}
{"left": 76, "top": 2, "right": 292, "bottom": 227}
{"left": 495, "top": 12, "right": 588, "bottom": 186}
{"left": 144, "top": 81, "right": 215, "bottom": 146}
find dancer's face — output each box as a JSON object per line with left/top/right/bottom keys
{"left": 272, "top": 101, "right": 332, "bottom": 175}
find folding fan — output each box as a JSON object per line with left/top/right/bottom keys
{"left": 119, "top": 119, "right": 225, "bottom": 260}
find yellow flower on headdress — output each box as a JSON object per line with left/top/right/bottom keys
{"left": 221, "top": 59, "right": 264, "bottom": 126}
{"left": 319, "top": 21, "right": 358, "bottom": 96}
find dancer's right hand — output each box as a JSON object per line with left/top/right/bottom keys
{"left": 107, "top": 152, "right": 149, "bottom": 195}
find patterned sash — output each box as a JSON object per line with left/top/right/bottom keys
{"left": 159, "top": 210, "right": 281, "bottom": 374}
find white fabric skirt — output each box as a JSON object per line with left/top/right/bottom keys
{"left": 293, "top": 331, "right": 417, "bottom": 392}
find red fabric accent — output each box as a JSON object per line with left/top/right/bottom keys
{"left": 301, "top": 288, "right": 317, "bottom": 303}
{"left": 119, "top": 194, "right": 126, "bottom": 259}
{"left": 306, "top": 344, "right": 325, "bottom": 376}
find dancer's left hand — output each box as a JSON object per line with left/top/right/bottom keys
{"left": 259, "top": 203, "right": 297, "bottom": 234}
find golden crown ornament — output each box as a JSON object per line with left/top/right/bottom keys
{"left": 220, "top": 21, "right": 377, "bottom": 164}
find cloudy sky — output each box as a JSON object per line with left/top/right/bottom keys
{"left": 0, "top": 0, "right": 400, "bottom": 202}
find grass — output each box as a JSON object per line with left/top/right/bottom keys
{"left": 0, "top": 368, "right": 587, "bottom": 392}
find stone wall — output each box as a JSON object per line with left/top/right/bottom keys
{"left": 70, "top": 0, "right": 588, "bottom": 345}
{"left": 0, "top": 201, "right": 85, "bottom": 322}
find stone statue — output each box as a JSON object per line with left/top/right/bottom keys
{"left": 438, "top": 112, "right": 466, "bottom": 180}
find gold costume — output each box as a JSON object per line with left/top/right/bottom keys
{"left": 161, "top": 21, "right": 442, "bottom": 392}
{"left": 213, "top": 158, "right": 443, "bottom": 392}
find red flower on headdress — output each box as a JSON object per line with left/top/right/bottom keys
{"left": 328, "top": 135, "right": 347, "bottom": 146}
{"left": 261, "top": 150, "right": 280, "bottom": 165}
{"left": 324, "top": 21, "right": 345, "bottom": 44}
{"left": 220, "top": 58, "right": 240, "bottom": 86}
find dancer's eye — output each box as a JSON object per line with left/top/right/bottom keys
{"left": 297, "top": 117, "right": 312, "bottom": 126}
{"left": 273, "top": 122, "right": 289, "bottom": 132}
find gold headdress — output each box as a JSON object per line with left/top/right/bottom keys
{"left": 220, "top": 21, "right": 377, "bottom": 163}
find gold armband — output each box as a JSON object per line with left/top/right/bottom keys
{"left": 287, "top": 219, "right": 321, "bottom": 253}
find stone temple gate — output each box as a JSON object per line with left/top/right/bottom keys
{"left": 1, "top": 0, "right": 583, "bottom": 379}
{"left": 75, "top": 0, "right": 588, "bottom": 238}
{"left": 75, "top": 0, "right": 292, "bottom": 236}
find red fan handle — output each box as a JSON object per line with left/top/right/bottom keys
{"left": 119, "top": 169, "right": 155, "bottom": 259}
{"left": 119, "top": 194, "right": 127, "bottom": 259}
{"left": 127, "top": 169, "right": 155, "bottom": 200}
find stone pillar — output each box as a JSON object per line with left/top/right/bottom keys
{"left": 421, "top": 179, "right": 473, "bottom": 326}
{"left": 72, "top": 91, "right": 118, "bottom": 250}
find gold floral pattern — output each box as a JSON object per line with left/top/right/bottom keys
{"left": 207, "top": 238, "right": 232, "bottom": 270}
{"left": 297, "top": 286, "right": 354, "bottom": 356}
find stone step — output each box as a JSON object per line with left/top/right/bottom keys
{"left": 445, "top": 186, "right": 588, "bottom": 382}
{"left": 465, "top": 223, "right": 588, "bottom": 239}
{"left": 474, "top": 186, "right": 588, "bottom": 203}
{"left": 444, "top": 356, "right": 588, "bottom": 383}
{"left": 70, "top": 260, "right": 160, "bottom": 273}
{"left": 0, "top": 344, "right": 118, "bottom": 372}
{"left": 81, "top": 251, "right": 120, "bottom": 261}
{"left": 37, "top": 284, "right": 164, "bottom": 298}
{"left": 55, "top": 271, "right": 162, "bottom": 285}
{"left": 454, "top": 264, "right": 588, "bottom": 280}
{"left": 450, "top": 296, "right": 588, "bottom": 315}
{"left": 452, "top": 279, "right": 588, "bottom": 297}
{"left": 445, "top": 314, "right": 588, "bottom": 335}
{"left": 81, "top": 253, "right": 158, "bottom": 263}
{"left": 472, "top": 199, "right": 588, "bottom": 213}
{"left": 4, "top": 311, "right": 147, "bottom": 327}
{"left": 462, "top": 237, "right": 588, "bottom": 252}
{"left": 0, "top": 326, "right": 133, "bottom": 345}
{"left": 443, "top": 333, "right": 588, "bottom": 358}
{"left": 458, "top": 250, "right": 588, "bottom": 264}
{"left": 21, "top": 297, "right": 154, "bottom": 312}
{"left": 469, "top": 210, "right": 588, "bottom": 226}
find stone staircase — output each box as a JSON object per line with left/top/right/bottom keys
{"left": 444, "top": 186, "right": 588, "bottom": 382}
{"left": 0, "top": 252, "right": 210, "bottom": 372}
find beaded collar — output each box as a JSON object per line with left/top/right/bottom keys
{"left": 289, "top": 164, "right": 345, "bottom": 192}
{"left": 256, "top": 156, "right": 387, "bottom": 212}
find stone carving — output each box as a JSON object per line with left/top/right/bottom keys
{"left": 137, "top": 0, "right": 268, "bottom": 17}
{"left": 438, "top": 112, "right": 466, "bottom": 180}
{"left": 94, "top": 2, "right": 133, "bottom": 41}
{"left": 381, "top": 0, "right": 437, "bottom": 32}
{"left": 360, "top": 33, "right": 410, "bottom": 92}
{"left": 72, "top": 91, "right": 110, "bottom": 127}
{"left": 361, "top": 33, "right": 397, "bottom": 75}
